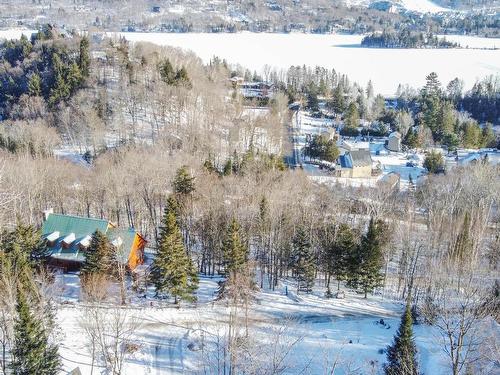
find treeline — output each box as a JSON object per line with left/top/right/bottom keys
{"left": 460, "top": 75, "right": 500, "bottom": 124}
{"left": 361, "top": 30, "right": 459, "bottom": 49}
{"left": 0, "top": 25, "right": 90, "bottom": 119}
{"left": 398, "top": 73, "right": 498, "bottom": 150}
{"left": 0, "top": 224, "right": 61, "bottom": 374}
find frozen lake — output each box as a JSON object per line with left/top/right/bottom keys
{"left": 118, "top": 32, "right": 500, "bottom": 96}
{"left": 1, "top": 29, "right": 499, "bottom": 96}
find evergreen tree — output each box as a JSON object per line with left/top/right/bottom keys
{"left": 1, "top": 224, "right": 49, "bottom": 266}
{"left": 461, "top": 121, "right": 482, "bottom": 149}
{"left": 422, "top": 72, "right": 441, "bottom": 98}
{"left": 292, "top": 227, "right": 315, "bottom": 294}
{"left": 347, "top": 218, "right": 387, "bottom": 298}
{"left": 174, "top": 66, "right": 192, "bottom": 88}
{"left": 329, "top": 224, "right": 357, "bottom": 291}
{"left": 384, "top": 302, "right": 419, "bottom": 375}
{"left": 344, "top": 102, "right": 360, "bottom": 130}
{"left": 150, "top": 205, "right": 198, "bottom": 303}
{"left": 10, "top": 290, "right": 60, "bottom": 375}
{"left": 331, "top": 84, "right": 345, "bottom": 114}
{"left": 419, "top": 73, "right": 443, "bottom": 140}
{"left": 436, "top": 101, "right": 456, "bottom": 141}
{"left": 481, "top": 123, "right": 496, "bottom": 148}
{"left": 423, "top": 151, "right": 445, "bottom": 174}
{"left": 159, "top": 59, "right": 176, "bottom": 85}
{"left": 27, "top": 73, "right": 42, "bottom": 97}
{"left": 67, "top": 62, "right": 83, "bottom": 91}
{"left": 403, "top": 127, "right": 419, "bottom": 149}
{"left": 307, "top": 90, "right": 319, "bottom": 112}
{"left": 222, "top": 218, "right": 248, "bottom": 275}
{"left": 172, "top": 166, "right": 195, "bottom": 195}
{"left": 48, "top": 53, "right": 70, "bottom": 106}
{"left": 78, "top": 36, "right": 91, "bottom": 78}
{"left": 19, "top": 34, "right": 32, "bottom": 58}
{"left": 165, "top": 194, "right": 181, "bottom": 222}
{"left": 80, "top": 230, "right": 113, "bottom": 277}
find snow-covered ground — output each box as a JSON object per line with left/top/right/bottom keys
{"left": 117, "top": 32, "right": 500, "bottom": 96}
{"left": 56, "top": 275, "right": 454, "bottom": 375}
{"left": 292, "top": 110, "right": 425, "bottom": 188}
{"left": 398, "top": 0, "right": 450, "bottom": 13}
{"left": 439, "top": 34, "right": 500, "bottom": 49}
{"left": 346, "top": 0, "right": 450, "bottom": 13}
{"left": 0, "top": 28, "right": 36, "bottom": 40}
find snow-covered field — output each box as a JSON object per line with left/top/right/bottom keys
{"left": 117, "top": 32, "right": 500, "bottom": 96}
{"left": 397, "top": 0, "right": 449, "bottom": 13}
{"left": 57, "top": 275, "right": 453, "bottom": 375}
{"left": 346, "top": 0, "right": 450, "bottom": 13}
{"left": 0, "top": 28, "right": 36, "bottom": 40}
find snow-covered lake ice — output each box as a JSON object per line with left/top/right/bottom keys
{"left": 2, "top": 28, "right": 498, "bottom": 96}
{"left": 117, "top": 32, "right": 500, "bottom": 96}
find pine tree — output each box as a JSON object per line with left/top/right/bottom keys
{"left": 329, "top": 224, "right": 357, "bottom": 291}
{"left": 48, "top": 53, "right": 70, "bottom": 107}
{"left": 80, "top": 230, "right": 113, "bottom": 277}
{"left": 222, "top": 218, "right": 248, "bottom": 275}
{"left": 165, "top": 194, "right": 181, "bottom": 222}
{"left": 331, "top": 84, "right": 345, "bottom": 114}
{"left": 78, "top": 36, "right": 90, "bottom": 78}
{"left": 344, "top": 102, "right": 360, "bottom": 130}
{"left": 159, "top": 59, "right": 176, "bottom": 85}
{"left": 437, "top": 101, "right": 456, "bottom": 141}
{"left": 347, "top": 218, "right": 387, "bottom": 298}
{"left": 67, "top": 62, "right": 83, "bottom": 91}
{"left": 292, "top": 227, "right": 315, "bottom": 294}
{"left": 384, "top": 302, "right": 419, "bottom": 375}
{"left": 422, "top": 72, "right": 441, "bottom": 98}
{"left": 423, "top": 151, "right": 445, "bottom": 174}
{"left": 28, "top": 73, "right": 42, "bottom": 97}
{"left": 150, "top": 204, "right": 198, "bottom": 303}
{"left": 174, "top": 66, "right": 192, "bottom": 88}
{"left": 172, "top": 166, "right": 195, "bottom": 195}
{"left": 10, "top": 290, "right": 60, "bottom": 375}
{"left": 1, "top": 224, "right": 49, "bottom": 266}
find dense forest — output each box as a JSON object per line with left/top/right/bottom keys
{"left": 361, "top": 29, "right": 459, "bottom": 48}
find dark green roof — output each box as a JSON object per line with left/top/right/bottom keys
{"left": 42, "top": 214, "right": 109, "bottom": 238}
{"left": 42, "top": 213, "right": 142, "bottom": 265}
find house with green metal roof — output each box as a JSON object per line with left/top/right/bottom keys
{"left": 41, "top": 209, "right": 146, "bottom": 271}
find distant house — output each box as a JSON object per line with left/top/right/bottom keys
{"left": 229, "top": 76, "right": 245, "bottom": 87}
{"left": 41, "top": 210, "right": 146, "bottom": 272}
{"left": 230, "top": 78, "right": 275, "bottom": 100}
{"left": 369, "top": 1, "right": 398, "bottom": 13}
{"left": 152, "top": 6, "right": 161, "bottom": 13}
{"left": 338, "top": 139, "right": 369, "bottom": 155}
{"left": 387, "top": 131, "right": 402, "bottom": 152}
{"left": 338, "top": 149, "right": 373, "bottom": 178}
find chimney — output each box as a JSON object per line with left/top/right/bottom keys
{"left": 42, "top": 208, "right": 53, "bottom": 221}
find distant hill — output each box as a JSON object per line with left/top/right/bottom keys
{"left": 346, "top": 0, "right": 499, "bottom": 12}
{"left": 432, "top": 0, "right": 500, "bottom": 9}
